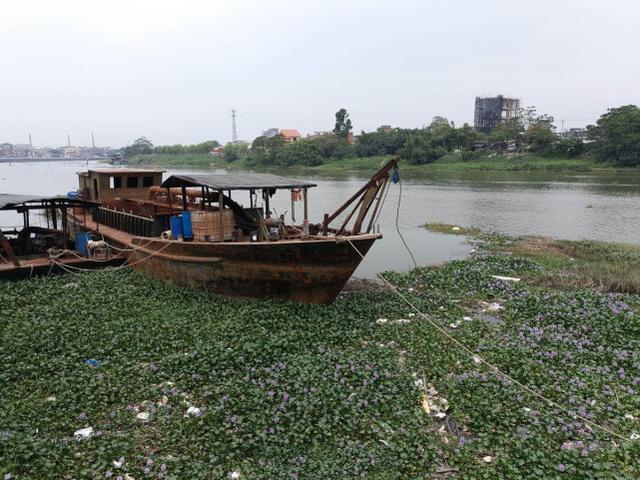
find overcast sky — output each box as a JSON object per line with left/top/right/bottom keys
{"left": 1, "top": 0, "right": 639, "bottom": 148}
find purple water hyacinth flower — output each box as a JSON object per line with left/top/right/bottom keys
{"left": 79, "top": 411, "right": 87, "bottom": 420}
{"left": 269, "top": 427, "right": 275, "bottom": 434}
{"left": 274, "top": 415, "right": 280, "bottom": 423}
{"left": 147, "top": 458, "right": 154, "bottom": 466}
{"left": 144, "top": 467, "right": 151, "bottom": 475}
{"left": 105, "top": 472, "right": 113, "bottom": 478}
{"left": 557, "top": 464, "right": 566, "bottom": 472}
{"left": 160, "top": 464, "right": 167, "bottom": 472}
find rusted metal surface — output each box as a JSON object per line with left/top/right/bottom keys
{"left": 127, "top": 234, "right": 379, "bottom": 304}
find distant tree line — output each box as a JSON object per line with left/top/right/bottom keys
{"left": 123, "top": 104, "right": 640, "bottom": 168}
{"left": 122, "top": 138, "right": 220, "bottom": 157}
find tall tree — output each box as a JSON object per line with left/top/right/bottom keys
{"left": 333, "top": 108, "right": 353, "bottom": 138}
{"left": 123, "top": 136, "right": 154, "bottom": 157}
{"left": 588, "top": 105, "right": 640, "bottom": 166}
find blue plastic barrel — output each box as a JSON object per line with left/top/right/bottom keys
{"left": 182, "top": 211, "right": 193, "bottom": 239}
{"left": 67, "top": 191, "right": 82, "bottom": 200}
{"left": 75, "top": 232, "right": 92, "bottom": 256}
{"left": 170, "top": 215, "right": 183, "bottom": 239}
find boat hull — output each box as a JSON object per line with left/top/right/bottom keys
{"left": 127, "top": 235, "right": 379, "bottom": 304}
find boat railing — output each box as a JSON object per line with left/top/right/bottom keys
{"left": 92, "top": 206, "right": 155, "bottom": 237}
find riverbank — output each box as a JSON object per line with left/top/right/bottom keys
{"left": 424, "top": 222, "right": 640, "bottom": 293}
{"left": 1, "top": 235, "right": 639, "bottom": 478}
{"left": 125, "top": 152, "right": 623, "bottom": 175}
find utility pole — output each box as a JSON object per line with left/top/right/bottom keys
{"left": 231, "top": 109, "right": 238, "bottom": 144}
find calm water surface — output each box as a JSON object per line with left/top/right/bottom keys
{"left": 1, "top": 161, "right": 639, "bottom": 278}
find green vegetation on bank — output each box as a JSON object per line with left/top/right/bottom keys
{"left": 2, "top": 250, "right": 640, "bottom": 478}
{"left": 424, "top": 222, "right": 640, "bottom": 294}
{"left": 126, "top": 151, "right": 614, "bottom": 174}
{"left": 123, "top": 103, "right": 640, "bottom": 171}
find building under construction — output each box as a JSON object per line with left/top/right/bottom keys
{"left": 474, "top": 95, "right": 520, "bottom": 133}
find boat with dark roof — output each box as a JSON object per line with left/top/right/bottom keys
{"left": 69, "top": 159, "right": 398, "bottom": 304}
{"left": 0, "top": 195, "right": 124, "bottom": 280}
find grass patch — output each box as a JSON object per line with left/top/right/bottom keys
{"left": 423, "top": 223, "right": 640, "bottom": 294}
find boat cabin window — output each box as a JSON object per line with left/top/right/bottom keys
{"left": 143, "top": 176, "right": 154, "bottom": 187}
{"left": 110, "top": 176, "right": 122, "bottom": 189}
{"left": 127, "top": 176, "right": 139, "bottom": 188}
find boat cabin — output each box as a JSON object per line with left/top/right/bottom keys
{"left": 78, "top": 168, "right": 164, "bottom": 202}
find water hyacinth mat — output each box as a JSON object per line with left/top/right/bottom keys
{"left": 0, "top": 255, "right": 639, "bottom": 479}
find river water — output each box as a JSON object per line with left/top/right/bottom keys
{"left": 1, "top": 160, "right": 639, "bottom": 278}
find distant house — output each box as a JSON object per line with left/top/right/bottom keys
{"left": 474, "top": 95, "right": 520, "bottom": 133}
{"left": 560, "top": 128, "right": 588, "bottom": 141}
{"left": 377, "top": 125, "right": 393, "bottom": 134}
{"left": 279, "top": 129, "right": 301, "bottom": 143}
{"left": 63, "top": 146, "right": 83, "bottom": 158}
{"left": 210, "top": 146, "right": 224, "bottom": 157}
{"left": 0, "top": 143, "right": 14, "bottom": 157}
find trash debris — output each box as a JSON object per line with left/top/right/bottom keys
{"left": 84, "top": 358, "right": 100, "bottom": 367}
{"left": 375, "top": 318, "right": 388, "bottom": 325}
{"left": 62, "top": 282, "right": 78, "bottom": 289}
{"left": 523, "top": 407, "right": 532, "bottom": 413}
{"left": 631, "top": 432, "right": 640, "bottom": 441}
{"left": 624, "top": 414, "right": 636, "bottom": 421}
{"left": 463, "top": 316, "right": 473, "bottom": 322}
{"left": 229, "top": 471, "right": 241, "bottom": 479}
{"left": 136, "top": 412, "right": 150, "bottom": 422}
{"left": 448, "top": 323, "right": 458, "bottom": 329}
{"left": 472, "top": 355, "right": 482, "bottom": 364}
{"left": 393, "top": 318, "right": 411, "bottom": 324}
{"left": 434, "top": 412, "right": 446, "bottom": 419}
{"left": 482, "top": 455, "right": 493, "bottom": 463}
{"left": 407, "top": 313, "right": 415, "bottom": 318}
{"left": 184, "top": 406, "right": 202, "bottom": 417}
{"left": 74, "top": 426, "right": 93, "bottom": 440}
{"left": 491, "top": 275, "right": 521, "bottom": 282}
{"left": 479, "top": 301, "right": 504, "bottom": 313}
{"left": 421, "top": 394, "right": 431, "bottom": 414}
{"left": 46, "top": 395, "right": 56, "bottom": 402}
{"left": 124, "top": 474, "right": 135, "bottom": 480}
{"left": 451, "top": 226, "right": 460, "bottom": 231}
{"left": 113, "top": 457, "right": 125, "bottom": 469}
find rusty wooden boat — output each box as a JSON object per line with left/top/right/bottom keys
{"left": 0, "top": 195, "right": 124, "bottom": 280}
{"left": 69, "top": 159, "right": 398, "bottom": 303}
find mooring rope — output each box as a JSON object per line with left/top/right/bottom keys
{"left": 344, "top": 237, "right": 628, "bottom": 443}
{"left": 395, "top": 174, "right": 417, "bottom": 269}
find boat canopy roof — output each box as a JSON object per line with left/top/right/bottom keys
{"left": 0, "top": 194, "right": 97, "bottom": 211}
{"left": 161, "top": 173, "right": 317, "bottom": 191}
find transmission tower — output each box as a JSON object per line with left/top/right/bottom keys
{"left": 231, "top": 109, "right": 238, "bottom": 144}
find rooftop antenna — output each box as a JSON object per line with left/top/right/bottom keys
{"left": 231, "top": 109, "right": 238, "bottom": 144}
{"left": 67, "top": 134, "right": 71, "bottom": 147}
